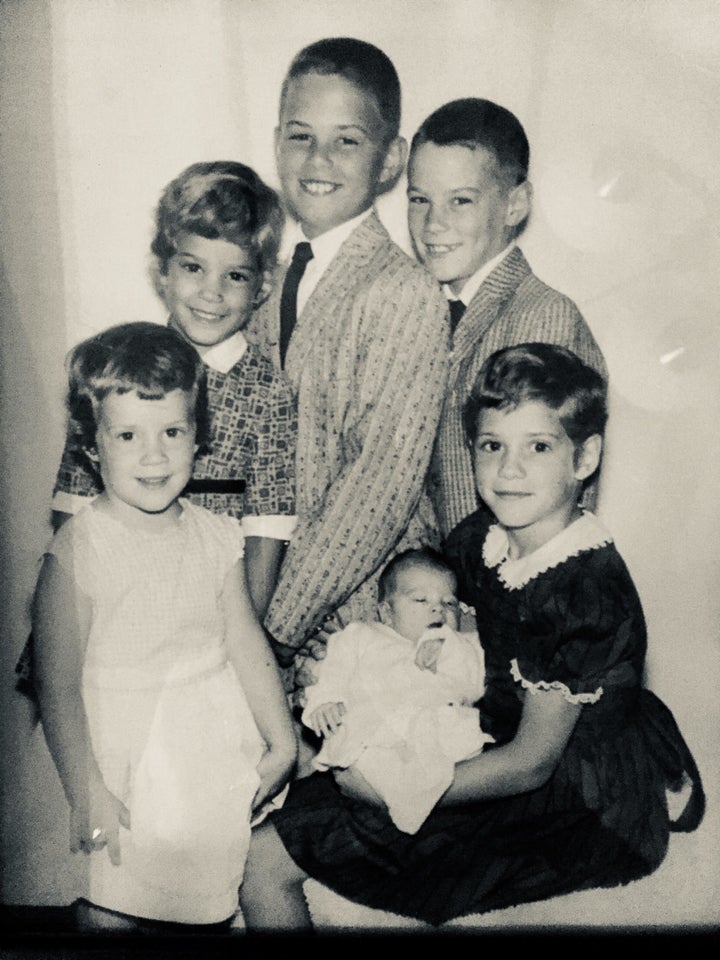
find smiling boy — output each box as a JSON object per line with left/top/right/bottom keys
{"left": 250, "top": 38, "right": 449, "bottom": 669}
{"left": 407, "top": 98, "right": 607, "bottom": 537}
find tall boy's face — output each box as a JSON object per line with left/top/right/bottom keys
{"left": 276, "top": 71, "right": 394, "bottom": 239}
{"left": 407, "top": 142, "right": 525, "bottom": 295}
{"left": 160, "top": 233, "right": 262, "bottom": 351}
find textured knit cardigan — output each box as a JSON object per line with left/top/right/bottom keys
{"left": 251, "top": 212, "right": 450, "bottom": 649}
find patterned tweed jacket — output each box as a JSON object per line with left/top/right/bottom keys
{"left": 251, "top": 211, "right": 450, "bottom": 649}
{"left": 428, "top": 246, "right": 607, "bottom": 538}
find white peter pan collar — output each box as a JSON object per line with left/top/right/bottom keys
{"left": 483, "top": 512, "right": 613, "bottom": 591}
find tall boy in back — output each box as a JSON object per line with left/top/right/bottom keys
{"left": 407, "top": 98, "right": 607, "bottom": 538}
{"left": 251, "top": 38, "right": 449, "bottom": 669}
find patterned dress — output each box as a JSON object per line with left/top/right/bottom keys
{"left": 266, "top": 511, "right": 704, "bottom": 925}
{"left": 47, "top": 500, "right": 264, "bottom": 924}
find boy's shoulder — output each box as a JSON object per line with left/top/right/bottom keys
{"left": 344, "top": 211, "right": 443, "bottom": 293}
{"left": 498, "top": 247, "right": 583, "bottom": 317}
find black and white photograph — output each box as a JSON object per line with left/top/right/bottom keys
{"left": 1, "top": 0, "right": 718, "bottom": 950}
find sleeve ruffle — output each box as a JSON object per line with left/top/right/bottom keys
{"left": 512, "top": 547, "right": 645, "bottom": 702}
{"left": 510, "top": 658, "right": 603, "bottom": 705}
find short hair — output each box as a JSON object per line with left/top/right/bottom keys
{"left": 67, "top": 322, "right": 208, "bottom": 453}
{"left": 463, "top": 343, "right": 607, "bottom": 449}
{"left": 280, "top": 37, "right": 401, "bottom": 142}
{"left": 378, "top": 547, "right": 457, "bottom": 603}
{"left": 151, "top": 160, "right": 283, "bottom": 276}
{"left": 410, "top": 98, "right": 529, "bottom": 189}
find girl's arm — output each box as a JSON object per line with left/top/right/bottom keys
{"left": 222, "top": 559, "right": 297, "bottom": 809}
{"left": 337, "top": 686, "right": 581, "bottom": 808}
{"left": 243, "top": 535, "right": 285, "bottom": 620}
{"left": 32, "top": 556, "right": 129, "bottom": 864}
{"left": 442, "top": 687, "right": 582, "bottom": 804}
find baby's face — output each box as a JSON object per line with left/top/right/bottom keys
{"left": 380, "top": 565, "right": 460, "bottom": 643}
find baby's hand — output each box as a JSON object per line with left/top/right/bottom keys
{"left": 415, "top": 630, "right": 447, "bottom": 673}
{"left": 307, "top": 701, "right": 346, "bottom": 738}
{"left": 71, "top": 785, "right": 130, "bottom": 866}
{"left": 294, "top": 637, "right": 327, "bottom": 691}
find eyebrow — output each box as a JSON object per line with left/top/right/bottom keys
{"left": 175, "top": 250, "right": 254, "bottom": 269}
{"left": 283, "top": 119, "right": 370, "bottom": 136}
{"left": 476, "top": 431, "right": 563, "bottom": 439}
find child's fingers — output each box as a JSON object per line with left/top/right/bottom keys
{"left": 118, "top": 802, "right": 131, "bottom": 830}
{"left": 106, "top": 830, "right": 122, "bottom": 866}
{"left": 322, "top": 703, "right": 346, "bottom": 735}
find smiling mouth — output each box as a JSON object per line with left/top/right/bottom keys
{"left": 191, "top": 309, "right": 227, "bottom": 322}
{"left": 495, "top": 491, "right": 531, "bottom": 498}
{"left": 300, "top": 179, "right": 341, "bottom": 196}
{"left": 423, "top": 242, "right": 461, "bottom": 256}
{"left": 137, "top": 476, "right": 170, "bottom": 487}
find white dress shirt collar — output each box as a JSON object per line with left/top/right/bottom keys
{"left": 442, "top": 242, "right": 515, "bottom": 307}
{"left": 284, "top": 209, "right": 374, "bottom": 315}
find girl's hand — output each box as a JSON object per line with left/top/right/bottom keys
{"left": 71, "top": 785, "right": 130, "bottom": 866}
{"left": 252, "top": 747, "right": 295, "bottom": 814}
{"left": 306, "top": 701, "right": 346, "bottom": 738}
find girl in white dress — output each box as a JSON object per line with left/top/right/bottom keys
{"left": 32, "top": 322, "right": 296, "bottom": 932}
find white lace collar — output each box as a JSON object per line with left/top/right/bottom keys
{"left": 483, "top": 512, "right": 613, "bottom": 591}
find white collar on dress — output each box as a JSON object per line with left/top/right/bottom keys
{"left": 194, "top": 330, "right": 248, "bottom": 373}
{"left": 483, "top": 511, "right": 613, "bottom": 591}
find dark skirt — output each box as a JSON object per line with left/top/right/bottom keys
{"left": 269, "top": 691, "right": 703, "bottom": 926}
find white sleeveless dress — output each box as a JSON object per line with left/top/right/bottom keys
{"left": 47, "top": 499, "right": 264, "bottom": 923}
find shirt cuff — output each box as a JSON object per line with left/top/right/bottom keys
{"left": 52, "top": 490, "right": 97, "bottom": 515}
{"left": 241, "top": 513, "right": 298, "bottom": 541}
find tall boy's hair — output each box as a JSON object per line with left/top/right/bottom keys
{"left": 411, "top": 98, "right": 529, "bottom": 189}
{"left": 151, "top": 160, "right": 283, "bottom": 276}
{"left": 67, "top": 322, "right": 208, "bottom": 453}
{"left": 378, "top": 547, "right": 457, "bottom": 603}
{"left": 463, "top": 342, "right": 607, "bottom": 449}
{"left": 280, "top": 37, "right": 401, "bottom": 142}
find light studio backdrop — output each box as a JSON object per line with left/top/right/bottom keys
{"left": 1, "top": 0, "right": 718, "bottom": 927}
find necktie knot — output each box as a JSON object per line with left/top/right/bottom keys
{"left": 448, "top": 298, "right": 466, "bottom": 331}
{"left": 292, "top": 241, "right": 314, "bottom": 267}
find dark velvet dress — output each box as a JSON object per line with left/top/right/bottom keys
{"left": 268, "top": 511, "right": 704, "bottom": 926}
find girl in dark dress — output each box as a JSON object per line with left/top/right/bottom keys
{"left": 239, "top": 343, "right": 704, "bottom": 929}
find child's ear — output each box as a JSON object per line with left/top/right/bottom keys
{"left": 377, "top": 136, "right": 408, "bottom": 193}
{"left": 84, "top": 447, "right": 100, "bottom": 465}
{"left": 505, "top": 179, "right": 532, "bottom": 229}
{"left": 574, "top": 434, "right": 602, "bottom": 481}
{"left": 378, "top": 600, "right": 393, "bottom": 627}
{"left": 253, "top": 270, "right": 274, "bottom": 308}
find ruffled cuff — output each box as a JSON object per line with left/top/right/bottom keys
{"left": 510, "top": 658, "right": 603, "bottom": 705}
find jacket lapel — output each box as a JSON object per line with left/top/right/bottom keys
{"left": 284, "top": 213, "right": 388, "bottom": 382}
{"left": 451, "top": 247, "right": 532, "bottom": 363}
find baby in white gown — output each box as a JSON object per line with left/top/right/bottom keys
{"left": 303, "top": 548, "right": 493, "bottom": 834}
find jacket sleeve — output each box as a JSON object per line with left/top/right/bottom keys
{"left": 265, "top": 269, "right": 449, "bottom": 648}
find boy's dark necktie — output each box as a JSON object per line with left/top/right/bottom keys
{"left": 279, "top": 241, "right": 313, "bottom": 367}
{"left": 448, "top": 298, "right": 466, "bottom": 332}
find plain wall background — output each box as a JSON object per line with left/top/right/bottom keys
{"left": 1, "top": 0, "right": 718, "bottom": 923}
